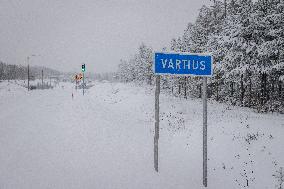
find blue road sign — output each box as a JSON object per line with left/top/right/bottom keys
{"left": 154, "top": 52, "right": 213, "bottom": 76}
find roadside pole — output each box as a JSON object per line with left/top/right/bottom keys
{"left": 81, "top": 64, "right": 85, "bottom": 96}
{"left": 154, "top": 75, "right": 160, "bottom": 172}
{"left": 27, "top": 63, "right": 30, "bottom": 91}
{"left": 41, "top": 69, "right": 44, "bottom": 89}
{"left": 83, "top": 72, "right": 85, "bottom": 96}
{"left": 203, "top": 77, "right": 208, "bottom": 187}
{"left": 27, "top": 54, "right": 38, "bottom": 91}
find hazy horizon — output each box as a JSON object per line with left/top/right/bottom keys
{"left": 0, "top": 0, "right": 209, "bottom": 73}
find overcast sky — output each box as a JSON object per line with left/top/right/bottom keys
{"left": 0, "top": 0, "right": 209, "bottom": 73}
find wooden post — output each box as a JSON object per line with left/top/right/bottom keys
{"left": 203, "top": 77, "right": 208, "bottom": 187}
{"left": 154, "top": 75, "right": 160, "bottom": 172}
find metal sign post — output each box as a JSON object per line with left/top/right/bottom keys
{"left": 81, "top": 64, "right": 86, "bottom": 96}
{"left": 83, "top": 72, "right": 85, "bottom": 96}
{"left": 27, "top": 64, "right": 30, "bottom": 91}
{"left": 42, "top": 70, "right": 44, "bottom": 89}
{"left": 154, "top": 75, "right": 160, "bottom": 172}
{"left": 153, "top": 52, "right": 212, "bottom": 187}
{"left": 203, "top": 77, "right": 208, "bottom": 187}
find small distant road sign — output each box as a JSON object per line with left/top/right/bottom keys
{"left": 154, "top": 52, "right": 212, "bottom": 76}
{"left": 75, "top": 73, "right": 83, "bottom": 80}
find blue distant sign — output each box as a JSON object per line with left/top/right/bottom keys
{"left": 154, "top": 52, "right": 213, "bottom": 76}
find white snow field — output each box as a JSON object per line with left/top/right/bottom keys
{"left": 0, "top": 80, "right": 283, "bottom": 189}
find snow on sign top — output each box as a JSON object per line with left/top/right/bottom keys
{"left": 154, "top": 52, "right": 213, "bottom": 77}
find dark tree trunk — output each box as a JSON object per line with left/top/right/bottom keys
{"left": 279, "top": 81, "right": 282, "bottom": 101}
{"left": 224, "top": 0, "right": 227, "bottom": 18}
{"left": 249, "top": 72, "right": 252, "bottom": 107}
{"left": 230, "top": 82, "right": 234, "bottom": 96}
{"left": 184, "top": 77, "right": 187, "bottom": 99}
{"left": 216, "top": 81, "right": 219, "bottom": 101}
{"left": 240, "top": 74, "right": 245, "bottom": 105}
{"left": 148, "top": 75, "right": 152, "bottom": 85}
{"left": 264, "top": 72, "right": 268, "bottom": 103}
{"left": 260, "top": 72, "right": 267, "bottom": 106}
{"left": 199, "top": 84, "right": 202, "bottom": 98}
{"left": 271, "top": 77, "right": 275, "bottom": 100}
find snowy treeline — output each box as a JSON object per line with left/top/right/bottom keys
{"left": 0, "top": 61, "right": 27, "bottom": 80}
{"left": 0, "top": 61, "right": 61, "bottom": 80}
{"left": 118, "top": 44, "right": 153, "bottom": 85}
{"left": 117, "top": 0, "right": 284, "bottom": 113}
{"left": 94, "top": 72, "right": 118, "bottom": 82}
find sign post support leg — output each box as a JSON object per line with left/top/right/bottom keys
{"left": 154, "top": 75, "right": 160, "bottom": 172}
{"left": 203, "top": 77, "right": 208, "bottom": 187}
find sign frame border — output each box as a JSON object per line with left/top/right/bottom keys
{"left": 153, "top": 51, "right": 213, "bottom": 77}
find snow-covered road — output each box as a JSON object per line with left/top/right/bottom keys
{"left": 0, "top": 81, "right": 283, "bottom": 189}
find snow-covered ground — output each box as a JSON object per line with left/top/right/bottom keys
{"left": 0, "top": 80, "right": 283, "bottom": 189}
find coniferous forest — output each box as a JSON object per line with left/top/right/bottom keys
{"left": 117, "top": 0, "right": 284, "bottom": 113}
{"left": 0, "top": 61, "right": 61, "bottom": 81}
